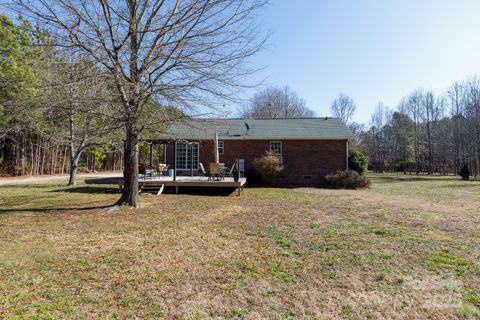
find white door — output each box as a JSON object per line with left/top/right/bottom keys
{"left": 175, "top": 143, "right": 199, "bottom": 170}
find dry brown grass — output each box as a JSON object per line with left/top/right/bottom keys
{"left": 0, "top": 174, "right": 479, "bottom": 319}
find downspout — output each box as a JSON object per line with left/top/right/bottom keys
{"left": 244, "top": 136, "right": 247, "bottom": 176}
{"left": 173, "top": 140, "right": 177, "bottom": 181}
{"left": 346, "top": 140, "right": 349, "bottom": 170}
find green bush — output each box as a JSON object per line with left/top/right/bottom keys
{"left": 348, "top": 148, "right": 368, "bottom": 175}
{"left": 325, "top": 170, "right": 371, "bottom": 189}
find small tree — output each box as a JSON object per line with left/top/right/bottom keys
{"left": 35, "top": 56, "right": 118, "bottom": 186}
{"left": 252, "top": 151, "right": 284, "bottom": 184}
{"left": 348, "top": 148, "right": 368, "bottom": 175}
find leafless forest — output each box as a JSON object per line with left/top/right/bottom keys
{"left": 357, "top": 78, "right": 480, "bottom": 177}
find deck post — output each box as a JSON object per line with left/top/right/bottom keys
{"left": 175, "top": 186, "right": 179, "bottom": 194}
{"left": 163, "top": 144, "right": 167, "bottom": 163}
{"left": 237, "top": 183, "right": 241, "bottom": 196}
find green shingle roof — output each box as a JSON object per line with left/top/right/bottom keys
{"left": 158, "top": 118, "right": 353, "bottom": 140}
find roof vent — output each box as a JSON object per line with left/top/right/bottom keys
{"left": 325, "top": 116, "right": 328, "bottom": 120}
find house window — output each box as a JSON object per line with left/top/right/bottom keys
{"left": 175, "top": 142, "right": 199, "bottom": 170}
{"left": 270, "top": 141, "right": 282, "bottom": 156}
{"left": 218, "top": 141, "right": 224, "bottom": 155}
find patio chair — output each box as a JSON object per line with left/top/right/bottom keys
{"left": 218, "top": 163, "right": 227, "bottom": 180}
{"left": 199, "top": 162, "right": 209, "bottom": 180}
{"left": 209, "top": 162, "right": 222, "bottom": 181}
{"left": 225, "top": 163, "right": 235, "bottom": 178}
{"left": 156, "top": 163, "right": 168, "bottom": 177}
{"left": 162, "top": 164, "right": 169, "bottom": 176}
{"left": 145, "top": 166, "right": 155, "bottom": 180}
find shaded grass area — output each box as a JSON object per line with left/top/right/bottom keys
{"left": 0, "top": 174, "right": 479, "bottom": 319}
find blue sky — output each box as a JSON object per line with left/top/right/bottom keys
{"left": 243, "top": 0, "right": 480, "bottom": 124}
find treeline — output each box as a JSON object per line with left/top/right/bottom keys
{"left": 359, "top": 77, "right": 480, "bottom": 177}
{"left": 1, "top": 132, "right": 124, "bottom": 176}
{"left": 0, "top": 15, "right": 177, "bottom": 183}
{"left": 0, "top": 15, "right": 126, "bottom": 182}
{"left": 2, "top": 0, "right": 269, "bottom": 207}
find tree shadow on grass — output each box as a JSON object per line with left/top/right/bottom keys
{"left": 52, "top": 186, "right": 119, "bottom": 195}
{"left": 50, "top": 177, "right": 121, "bottom": 194}
{"left": 0, "top": 177, "right": 121, "bottom": 214}
{"left": 84, "top": 177, "right": 122, "bottom": 185}
{"left": 161, "top": 186, "right": 238, "bottom": 196}
{"left": 1, "top": 184, "right": 60, "bottom": 190}
{"left": 0, "top": 204, "right": 113, "bottom": 214}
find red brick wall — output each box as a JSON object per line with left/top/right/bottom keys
{"left": 165, "top": 139, "right": 347, "bottom": 186}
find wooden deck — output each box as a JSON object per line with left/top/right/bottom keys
{"left": 119, "top": 177, "right": 247, "bottom": 196}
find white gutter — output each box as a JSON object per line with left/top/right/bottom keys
{"left": 159, "top": 136, "right": 354, "bottom": 141}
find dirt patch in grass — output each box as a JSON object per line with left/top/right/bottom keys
{"left": 0, "top": 174, "right": 479, "bottom": 318}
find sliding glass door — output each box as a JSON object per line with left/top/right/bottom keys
{"left": 175, "top": 143, "right": 199, "bottom": 170}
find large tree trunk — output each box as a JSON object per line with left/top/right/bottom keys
{"left": 67, "top": 117, "right": 78, "bottom": 186}
{"left": 116, "top": 124, "right": 139, "bottom": 207}
{"left": 68, "top": 154, "right": 80, "bottom": 186}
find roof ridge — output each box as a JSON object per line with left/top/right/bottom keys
{"left": 192, "top": 117, "right": 339, "bottom": 120}
{"left": 157, "top": 117, "right": 353, "bottom": 140}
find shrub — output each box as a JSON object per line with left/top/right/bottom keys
{"left": 325, "top": 169, "right": 371, "bottom": 189}
{"left": 252, "top": 151, "right": 284, "bottom": 183}
{"left": 459, "top": 164, "right": 470, "bottom": 180}
{"left": 348, "top": 148, "right": 368, "bottom": 175}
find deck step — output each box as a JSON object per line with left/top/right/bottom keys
{"left": 139, "top": 184, "right": 164, "bottom": 195}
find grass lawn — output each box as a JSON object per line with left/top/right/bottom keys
{"left": 1, "top": 174, "right": 480, "bottom": 319}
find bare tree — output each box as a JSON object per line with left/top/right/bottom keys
{"left": 362, "top": 79, "right": 480, "bottom": 177}
{"left": 463, "top": 76, "right": 480, "bottom": 177}
{"left": 421, "top": 91, "right": 438, "bottom": 173}
{"left": 241, "top": 85, "right": 314, "bottom": 118}
{"left": 447, "top": 82, "right": 464, "bottom": 173}
{"left": 330, "top": 93, "right": 356, "bottom": 125}
{"left": 348, "top": 122, "right": 365, "bottom": 148}
{"left": 367, "top": 102, "right": 392, "bottom": 172}
{"left": 39, "top": 56, "right": 120, "bottom": 186}
{"left": 9, "top": 0, "right": 268, "bottom": 207}
{"left": 406, "top": 90, "right": 423, "bottom": 174}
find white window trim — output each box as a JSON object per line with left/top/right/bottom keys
{"left": 175, "top": 142, "right": 199, "bottom": 170}
{"left": 269, "top": 141, "right": 282, "bottom": 156}
{"left": 218, "top": 141, "right": 224, "bottom": 155}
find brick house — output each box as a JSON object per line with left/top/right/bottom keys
{"left": 157, "top": 118, "right": 353, "bottom": 186}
